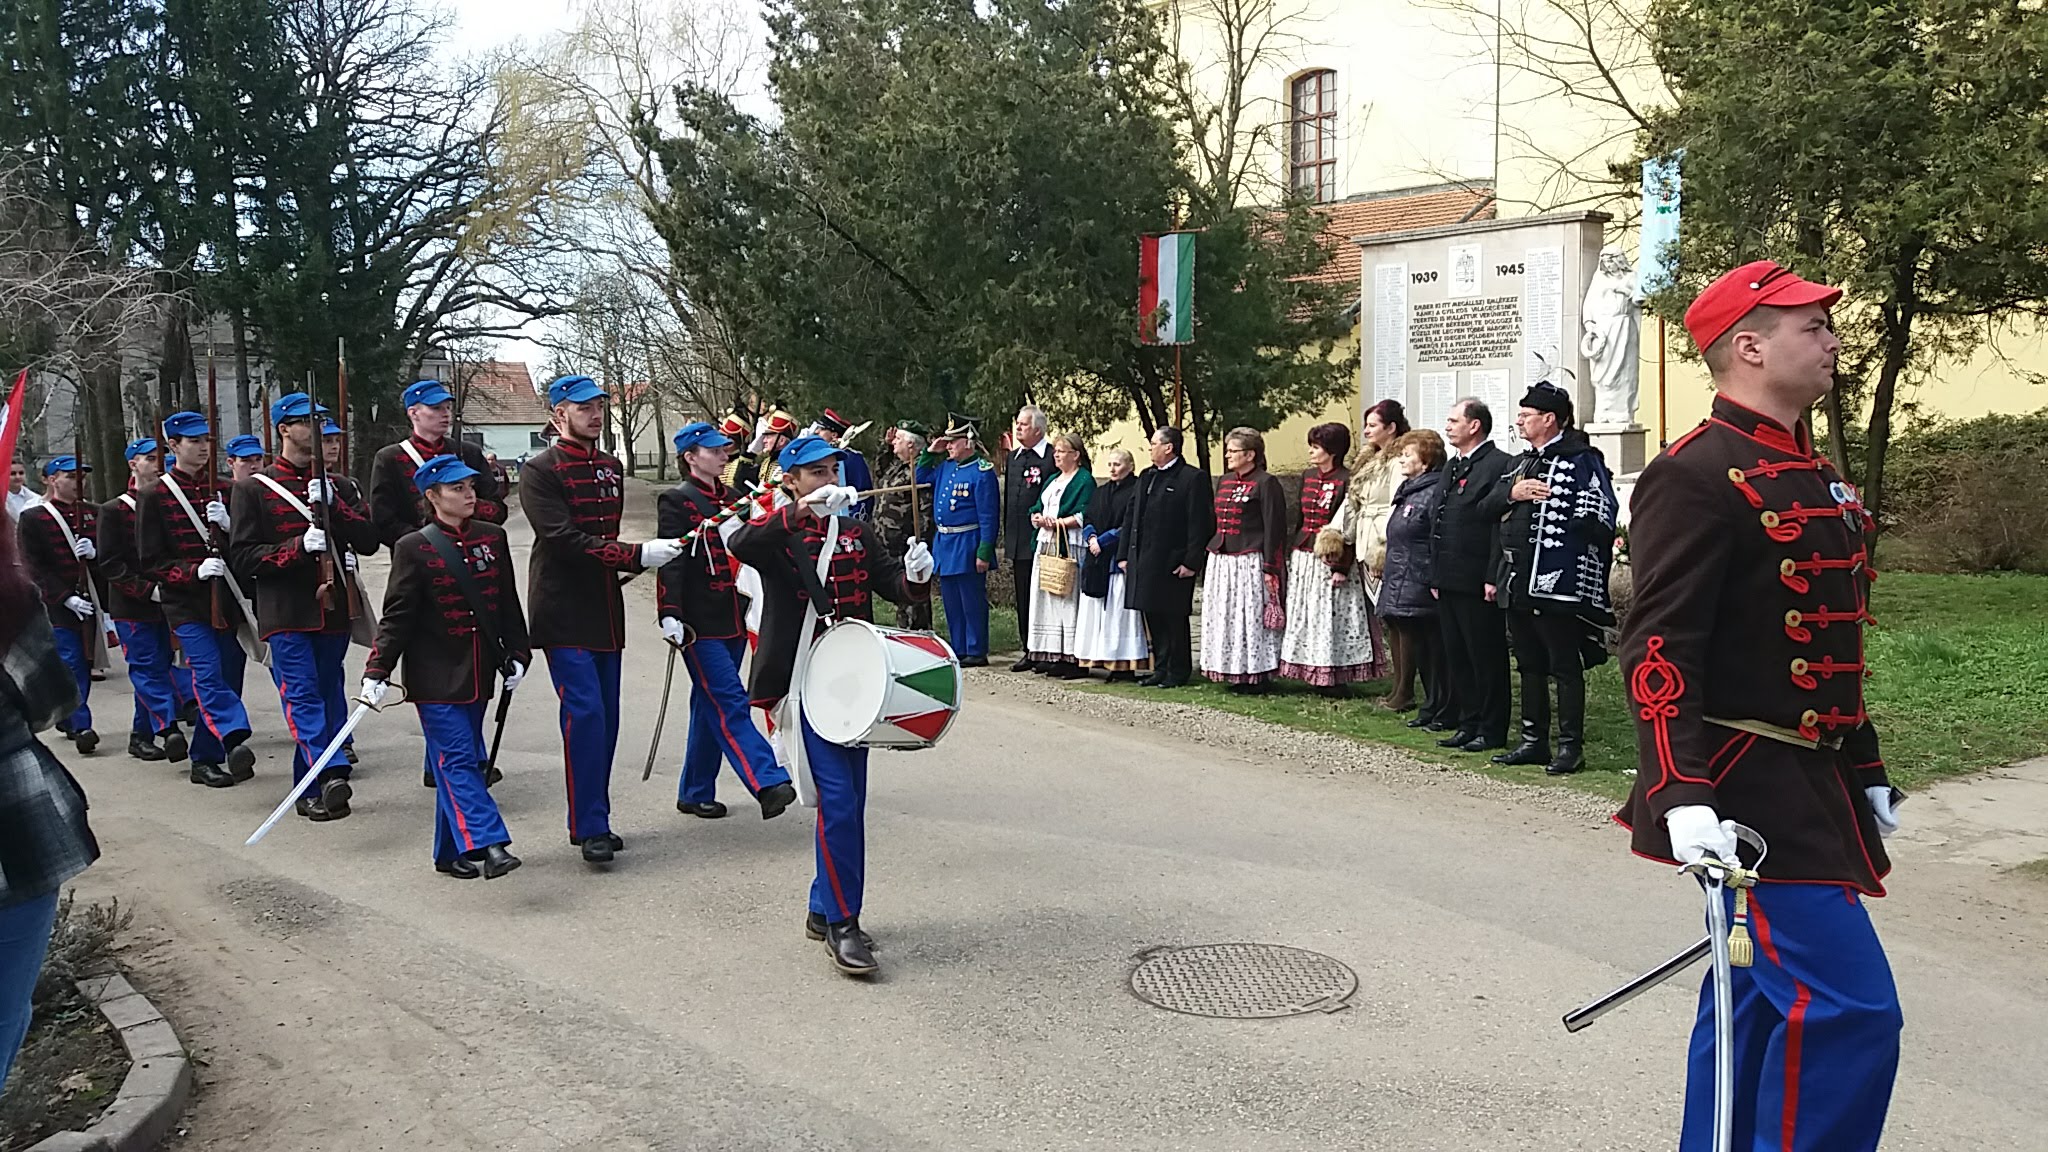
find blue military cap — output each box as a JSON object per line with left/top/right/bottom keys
{"left": 320, "top": 418, "right": 342, "bottom": 436}
{"left": 41, "top": 455, "right": 90, "bottom": 476}
{"left": 411, "top": 453, "right": 480, "bottom": 493}
{"left": 123, "top": 437, "right": 160, "bottom": 461}
{"left": 777, "top": 434, "right": 839, "bottom": 471}
{"left": 162, "top": 411, "right": 210, "bottom": 439}
{"left": 547, "top": 374, "right": 605, "bottom": 406}
{"left": 269, "top": 391, "right": 329, "bottom": 424}
{"left": 223, "top": 434, "right": 265, "bottom": 459}
{"left": 672, "top": 421, "right": 733, "bottom": 454}
{"left": 402, "top": 379, "right": 454, "bottom": 408}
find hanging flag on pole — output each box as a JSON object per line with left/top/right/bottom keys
{"left": 1139, "top": 231, "right": 1196, "bottom": 345}
{"left": 1638, "top": 151, "right": 1683, "bottom": 295}
{"left": 0, "top": 369, "right": 28, "bottom": 479}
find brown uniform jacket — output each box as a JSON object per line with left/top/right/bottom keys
{"left": 366, "top": 518, "right": 530, "bottom": 704}
{"left": 229, "top": 457, "right": 379, "bottom": 638}
{"left": 135, "top": 467, "right": 233, "bottom": 631}
{"left": 368, "top": 435, "right": 507, "bottom": 548}
{"left": 519, "top": 439, "right": 646, "bottom": 651}
{"left": 98, "top": 490, "right": 161, "bottom": 622}
{"left": 18, "top": 499, "right": 102, "bottom": 632}
{"left": 1615, "top": 396, "right": 1893, "bottom": 894}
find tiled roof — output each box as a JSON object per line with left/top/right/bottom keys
{"left": 460, "top": 362, "right": 549, "bottom": 425}
{"left": 1300, "top": 184, "right": 1497, "bottom": 291}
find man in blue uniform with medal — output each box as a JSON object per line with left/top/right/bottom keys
{"left": 917, "top": 414, "right": 997, "bottom": 667}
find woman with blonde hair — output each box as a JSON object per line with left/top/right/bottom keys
{"left": 1074, "top": 447, "right": 1149, "bottom": 680}
{"left": 1315, "top": 399, "right": 1409, "bottom": 684}
{"left": 1023, "top": 434, "right": 1095, "bottom": 678}
{"left": 1278, "top": 422, "right": 1374, "bottom": 693}
{"left": 1201, "top": 427, "right": 1289, "bottom": 693}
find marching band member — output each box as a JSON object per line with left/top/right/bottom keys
{"left": 364, "top": 455, "right": 529, "bottom": 879}
{"left": 729, "top": 434, "right": 934, "bottom": 977}
{"left": 99, "top": 438, "right": 192, "bottom": 762}
{"left": 733, "top": 409, "right": 797, "bottom": 493}
{"left": 368, "top": 379, "right": 507, "bottom": 548}
{"left": 1618, "top": 261, "right": 1902, "bottom": 1150}
{"left": 916, "top": 414, "right": 997, "bottom": 667}
{"left": 229, "top": 394, "right": 378, "bottom": 823}
{"left": 657, "top": 422, "right": 798, "bottom": 820}
{"left": 19, "top": 456, "right": 103, "bottom": 754}
{"left": 137, "top": 412, "right": 256, "bottom": 788}
{"left": 519, "top": 374, "right": 684, "bottom": 864}
{"left": 224, "top": 434, "right": 265, "bottom": 480}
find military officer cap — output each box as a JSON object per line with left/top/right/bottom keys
{"left": 895, "top": 419, "right": 930, "bottom": 439}
{"left": 412, "top": 453, "right": 481, "bottom": 493}
{"left": 763, "top": 409, "right": 799, "bottom": 437}
{"left": 939, "top": 412, "right": 981, "bottom": 441}
{"left": 1684, "top": 260, "right": 1844, "bottom": 352}
{"left": 718, "top": 413, "right": 750, "bottom": 439}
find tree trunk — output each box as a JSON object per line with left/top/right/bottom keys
{"left": 1863, "top": 301, "right": 1913, "bottom": 560}
{"left": 1189, "top": 384, "right": 1214, "bottom": 475}
{"left": 652, "top": 392, "right": 669, "bottom": 482}
{"left": 84, "top": 361, "right": 127, "bottom": 502}
{"left": 1820, "top": 385, "right": 1852, "bottom": 480}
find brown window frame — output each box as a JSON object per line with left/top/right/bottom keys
{"left": 1289, "top": 69, "right": 1338, "bottom": 203}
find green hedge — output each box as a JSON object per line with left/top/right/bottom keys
{"left": 1876, "top": 409, "right": 2048, "bottom": 573}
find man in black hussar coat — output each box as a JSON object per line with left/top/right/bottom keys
{"left": 1116, "top": 426, "right": 1214, "bottom": 688}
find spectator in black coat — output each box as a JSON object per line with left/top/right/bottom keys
{"left": 1428, "top": 398, "right": 1515, "bottom": 751}
{"left": 1378, "top": 430, "right": 1450, "bottom": 726}
{"left": 1118, "top": 426, "right": 1214, "bottom": 688}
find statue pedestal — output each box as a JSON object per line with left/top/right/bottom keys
{"left": 1585, "top": 422, "right": 1648, "bottom": 474}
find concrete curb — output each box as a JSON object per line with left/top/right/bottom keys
{"left": 26, "top": 973, "right": 192, "bottom": 1152}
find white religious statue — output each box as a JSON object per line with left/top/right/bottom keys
{"left": 1580, "top": 246, "right": 1642, "bottom": 427}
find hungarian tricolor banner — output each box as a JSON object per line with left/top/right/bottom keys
{"left": 0, "top": 369, "right": 26, "bottom": 478}
{"left": 1139, "top": 232, "right": 1196, "bottom": 345}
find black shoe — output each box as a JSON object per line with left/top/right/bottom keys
{"left": 423, "top": 767, "right": 437, "bottom": 788}
{"left": 823, "top": 918, "right": 878, "bottom": 977}
{"left": 190, "top": 761, "right": 237, "bottom": 788}
{"left": 128, "top": 732, "right": 167, "bottom": 762}
{"left": 295, "top": 795, "right": 340, "bottom": 821}
{"left": 678, "top": 800, "right": 729, "bottom": 819}
{"left": 570, "top": 833, "right": 625, "bottom": 851}
{"left": 1492, "top": 741, "right": 1552, "bottom": 766}
{"left": 226, "top": 744, "right": 256, "bottom": 782}
{"left": 1427, "top": 720, "right": 1455, "bottom": 732}
{"left": 478, "top": 844, "right": 522, "bottom": 879}
{"left": 1053, "top": 663, "right": 1087, "bottom": 680}
{"left": 1137, "top": 674, "right": 1164, "bottom": 687}
{"left": 161, "top": 728, "right": 188, "bottom": 763}
{"left": 1405, "top": 716, "right": 1432, "bottom": 729}
{"left": 1106, "top": 670, "right": 1137, "bottom": 684}
{"left": 1437, "top": 730, "right": 1477, "bottom": 748}
{"left": 1009, "top": 657, "right": 1035, "bottom": 672}
{"left": 1459, "top": 736, "right": 1506, "bottom": 753}
{"left": 179, "top": 701, "right": 200, "bottom": 727}
{"left": 435, "top": 857, "right": 481, "bottom": 879}
{"left": 319, "top": 777, "right": 353, "bottom": 819}
{"left": 580, "top": 836, "right": 615, "bottom": 864}
{"left": 959, "top": 655, "right": 989, "bottom": 668}
{"left": 71, "top": 728, "right": 99, "bottom": 754}
{"left": 1545, "top": 746, "right": 1585, "bottom": 775}
{"left": 805, "top": 910, "right": 875, "bottom": 949}
{"left": 484, "top": 762, "right": 503, "bottom": 787}
{"left": 758, "top": 782, "right": 797, "bottom": 820}
{"left": 342, "top": 745, "right": 359, "bottom": 765}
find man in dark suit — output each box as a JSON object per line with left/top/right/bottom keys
{"left": 1429, "top": 398, "right": 1515, "bottom": 752}
{"left": 1118, "top": 426, "right": 1214, "bottom": 688}
{"left": 1003, "top": 404, "right": 1055, "bottom": 670}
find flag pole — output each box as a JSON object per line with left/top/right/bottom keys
{"left": 1173, "top": 345, "right": 1183, "bottom": 429}
{"left": 1657, "top": 318, "right": 1668, "bottom": 449}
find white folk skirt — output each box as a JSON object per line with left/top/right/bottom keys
{"left": 1277, "top": 549, "right": 1375, "bottom": 686}
{"left": 1074, "top": 572, "right": 1151, "bottom": 670}
{"left": 1027, "top": 549, "right": 1084, "bottom": 664}
{"left": 1200, "top": 550, "right": 1281, "bottom": 683}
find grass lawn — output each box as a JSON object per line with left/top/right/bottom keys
{"left": 933, "top": 571, "right": 2048, "bottom": 801}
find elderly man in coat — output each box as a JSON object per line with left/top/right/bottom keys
{"left": 1116, "top": 426, "right": 1214, "bottom": 689}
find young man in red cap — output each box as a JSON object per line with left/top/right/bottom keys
{"left": 1617, "top": 260, "right": 1901, "bottom": 1150}
{"left": 368, "top": 379, "right": 507, "bottom": 547}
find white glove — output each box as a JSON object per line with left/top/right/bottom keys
{"left": 1664, "top": 804, "right": 1739, "bottom": 867}
{"left": 502, "top": 660, "right": 525, "bottom": 693}
{"left": 343, "top": 551, "right": 358, "bottom": 572}
{"left": 903, "top": 537, "right": 934, "bottom": 584}
{"left": 1866, "top": 786, "right": 1901, "bottom": 838}
{"left": 803, "top": 484, "right": 859, "bottom": 516}
{"left": 660, "top": 617, "right": 691, "bottom": 646}
{"left": 302, "top": 527, "right": 328, "bottom": 553}
{"left": 205, "top": 499, "right": 231, "bottom": 530}
{"left": 72, "top": 538, "right": 95, "bottom": 559}
{"left": 359, "top": 678, "right": 389, "bottom": 707}
{"left": 63, "top": 595, "right": 93, "bottom": 619}
{"left": 306, "top": 478, "right": 335, "bottom": 504}
{"left": 638, "top": 537, "right": 684, "bottom": 568}
{"left": 197, "top": 557, "right": 229, "bottom": 580}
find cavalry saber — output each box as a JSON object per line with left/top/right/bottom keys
{"left": 1561, "top": 935, "right": 1711, "bottom": 1033}
{"left": 1702, "top": 867, "right": 1738, "bottom": 1152}
{"left": 245, "top": 700, "right": 375, "bottom": 846}
{"left": 642, "top": 641, "right": 680, "bottom": 781}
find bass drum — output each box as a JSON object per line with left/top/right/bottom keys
{"left": 800, "top": 619, "right": 962, "bottom": 749}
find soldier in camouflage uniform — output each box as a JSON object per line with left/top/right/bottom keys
{"left": 871, "top": 421, "right": 935, "bottom": 631}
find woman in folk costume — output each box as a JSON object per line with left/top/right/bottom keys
{"left": 1278, "top": 423, "right": 1374, "bottom": 694}
{"left": 1074, "top": 448, "right": 1149, "bottom": 681}
{"left": 1023, "top": 434, "right": 1095, "bottom": 679}
{"left": 1317, "top": 399, "right": 1410, "bottom": 686}
{"left": 1201, "top": 427, "right": 1289, "bottom": 694}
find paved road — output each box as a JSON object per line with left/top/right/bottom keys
{"left": 56, "top": 483, "right": 2048, "bottom": 1150}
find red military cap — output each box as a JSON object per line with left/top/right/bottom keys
{"left": 764, "top": 409, "right": 798, "bottom": 436}
{"left": 1683, "top": 260, "right": 1843, "bottom": 353}
{"left": 719, "top": 412, "right": 749, "bottom": 438}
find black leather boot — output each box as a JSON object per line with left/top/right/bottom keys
{"left": 161, "top": 727, "right": 188, "bottom": 763}
{"left": 128, "top": 731, "right": 167, "bottom": 761}
{"left": 190, "top": 761, "right": 237, "bottom": 788}
{"left": 71, "top": 728, "right": 99, "bottom": 755}
{"left": 436, "top": 857, "right": 481, "bottom": 879}
{"left": 226, "top": 742, "right": 256, "bottom": 782}
{"left": 823, "top": 918, "right": 878, "bottom": 976}
{"left": 806, "top": 911, "right": 875, "bottom": 949}
{"left": 295, "top": 795, "right": 338, "bottom": 821}
{"left": 478, "top": 844, "right": 522, "bottom": 879}
{"left": 677, "top": 800, "right": 729, "bottom": 819}
{"left": 319, "top": 777, "right": 353, "bottom": 819}
{"left": 1546, "top": 673, "right": 1587, "bottom": 776}
{"left": 1493, "top": 677, "right": 1552, "bottom": 765}
{"left": 758, "top": 782, "right": 797, "bottom": 820}
{"left": 580, "top": 836, "right": 615, "bottom": 864}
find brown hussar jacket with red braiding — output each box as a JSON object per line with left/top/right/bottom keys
{"left": 518, "top": 439, "right": 646, "bottom": 651}
{"left": 1614, "top": 395, "right": 1893, "bottom": 894}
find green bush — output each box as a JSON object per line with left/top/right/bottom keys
{"left": 1878, "top": 409, "right": 2048, "bottom": 573}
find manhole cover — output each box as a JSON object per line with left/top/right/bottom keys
{"left": 1129, "top": 943, "right": 1357, "bottom": 1018}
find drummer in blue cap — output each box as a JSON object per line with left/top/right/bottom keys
{"left": 230, "top": 393, "right": 379, "bottom": 821}
{"left": 363, "top": 453, "right": 531, "bottom": 879}
{"left": 368, "top": 378, "right": 506, "bottom": 547}
{"left": 729, "top": 434, "right": 934, "bottom": 977}
{"left": 99, "top": 437, "right": 195, "bottom": 762}
{"left": 19, "top": 455, "right": 105, "bottom": 754}
{"left": 915, "top": 414, "right": 998, "bottom": 666}
{"left": 136, "top": 411, "right": 257, "bottom": 788}
{"left": 519, "top": 373, "right": 685, "bottom": 864}
{"left": 657, "top": 422, "right": 798, "bottom": 821}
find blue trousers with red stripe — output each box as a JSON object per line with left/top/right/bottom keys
{"left": 172, "top": 622, "right": 251, "bottom": 764}
{"left": 801, "top": 714, "right": 870, "bottom": 922}
{"left": 1680, "top": 882, "right": 1901, "bottom": 1152}
{"left": 115, "top": 620, "right": 188, "bottom": 735}
{"left": 937, "top": 573, "right": 988, "bottom": 659}
{"left": 680, "top": 636, "right": 790, "bottom": 805}
{"left": 49, "top": 622, "right": 92, "bottom": 733}
{"left": 545, "top": 647, "right": 622, "bottom": 840}
{"left": 266, "top": 630, "right": 352, "bottom": 789}
{"left": 419, "top": 701, "right": 509, "bottom": 862}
